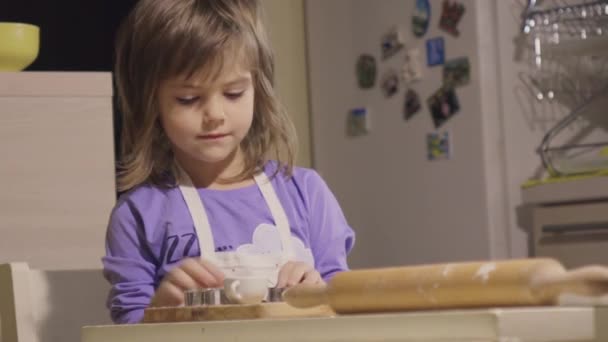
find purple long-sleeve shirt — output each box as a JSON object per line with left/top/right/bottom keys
{"left": 102, "top": 163, "right": 355, "bottom": 324}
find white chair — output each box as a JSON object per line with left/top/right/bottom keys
{"left": 0, "top": 262, "right": 111, "bottom": 342}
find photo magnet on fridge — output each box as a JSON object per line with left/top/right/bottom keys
{"left": 381, "top": 26, "right": 405, "bottom": 60}
{"left": 427, "top": 86, "right": 460, "bottom": 128}
{"left": 439, "top": 0, "right": 466, "bottom": 37}
{"left": 347, "top": 107, "right": 371, "bottom": 137}
{"left": 443, "top": 57, "right": 470, "bottom": 87}
{"left": 404, "top": 89, "right": 421, "bottom": 120}
{"left": 426, "top": 37, "right": 445, "bottom": 67}
{"left": 401, "top": 47, "right": 423, "bottom": 85}
{"left": 381, "top": 69, "right": 400, "bottom": 98}
{"left": 412, "top": 0, "right": 431, "bottom": 38}
{"left": 427, "top": 131, "right": 451, "bottom": 160}
{"left": 356, "top": 54, "right": 377, "bottom": 89}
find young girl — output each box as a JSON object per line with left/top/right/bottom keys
{"left": 103, "top": 0, "right": 355, "bottom": 324}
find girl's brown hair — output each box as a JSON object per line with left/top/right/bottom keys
{"left": 115, "top": 0, "right": 296, "bottom": 192}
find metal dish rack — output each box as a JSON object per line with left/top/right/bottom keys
{"left": 522, "top": 0, "right": 608, "bottom": 176}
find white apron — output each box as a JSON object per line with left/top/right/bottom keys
{"left": 178, "top": 170, "right": 295, "bottom": 286}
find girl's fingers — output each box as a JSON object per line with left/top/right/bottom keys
{"left": 152, "top": 258, "right": 228, "bottom": 308}
{"left": 152, "top": 280, "right": 184, "bottom": 307}
{"left": 301, "top": 269, "right": 323, "bottom": 285}
{"left": 180, "top": 258, "right": 223, "bottom": 288}
{"left": 277, "top": 261, "right": 296, "bottom": 288}
{"left": 278, "top": 262, "right": 321, "bottom": 287}
{"left": 285, "top": 262, "right": 312, "bottom": 287}
{"left": 198, "top": 258, "right": 225, "bottom": 284}
{"left": 165, "top": 265, "right": 199, "bottom": 289}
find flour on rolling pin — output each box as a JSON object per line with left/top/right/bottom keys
{"left": 441, "top": 264, "right": 454, "bottom": 277}
{"left": 439, "top": 262, "right": 497, "bottom": 283}
{"left": 473, "top": 263, "right": 497, "bottom": 283}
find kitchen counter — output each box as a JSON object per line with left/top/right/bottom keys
{"left": 82, "top": 306, "right": 608, "bottom": 342}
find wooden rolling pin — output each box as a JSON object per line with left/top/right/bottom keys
{"left": 283, "top": 258, "right": 608, "bottom": 314}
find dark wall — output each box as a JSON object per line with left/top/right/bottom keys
{"left": 0, "top": 0, "right": 137, "bottom": 71}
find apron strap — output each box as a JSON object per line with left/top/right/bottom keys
{"left": 178, "top": 171, "right": 219, "bottom": 264}
{"left": 254, "top": 171, "right": 296, "bottom": 260}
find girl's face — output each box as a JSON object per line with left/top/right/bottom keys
{"left": 158, "top": 65, "right": 255, "bottom": 170}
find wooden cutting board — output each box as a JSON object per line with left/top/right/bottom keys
{"left": 284, "top": 258, "right": 608, "bottom": 314}
{"left": 142, "top": 302, "right": 334, "bottom": 323}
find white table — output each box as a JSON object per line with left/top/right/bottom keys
{"left": 82, "top": 306, "right": 608, "bottom": 342}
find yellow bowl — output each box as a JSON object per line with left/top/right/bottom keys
{"left": 0, "top": 22, "right": 40, "bottom": 71}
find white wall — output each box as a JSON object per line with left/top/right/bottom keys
{"left": 306, "top": 0, "right": 497, "bottom": 268}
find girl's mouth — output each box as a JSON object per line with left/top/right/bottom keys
{"left": 197, "top": 133, "right": 228, "bottom": 140}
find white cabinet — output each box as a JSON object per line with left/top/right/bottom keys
{"left": 522, "top": 176, "right": 608, "bottom": 268}
{"left": 0, "top": 72, "right": 116, "bottom": 270}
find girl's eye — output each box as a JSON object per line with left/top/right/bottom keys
{"left": 176, "top": 96, "right": 199, "bottom": 105}
{"left": 225, "top": 91, "right": 245, "bottom": 100}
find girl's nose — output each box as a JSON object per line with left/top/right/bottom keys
{"left": 203, "top": 95, "right": 226, "bottom": 123}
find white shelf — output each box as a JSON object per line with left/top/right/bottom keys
{"left": 522, "top": 176, "right": 608, "bottom": 205}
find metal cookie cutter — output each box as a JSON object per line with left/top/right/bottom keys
{"left": 184, "top": 288, "right": 230, "bottom": 306}
{"left": 266, "top": 287, "right": 285, "bottom": 302}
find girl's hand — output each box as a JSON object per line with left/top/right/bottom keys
{"left": 150, "top": 258, "right": 224, "bottom": 307}
{"left": 277, "top": 261, "right": 324, "bottom": 288}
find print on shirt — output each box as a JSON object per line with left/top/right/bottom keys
{"left": 164, "top": 232, "right": 197, "bottom": 264}
{"left": 236, "top": 223, "right": 315, "bottom": 266}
